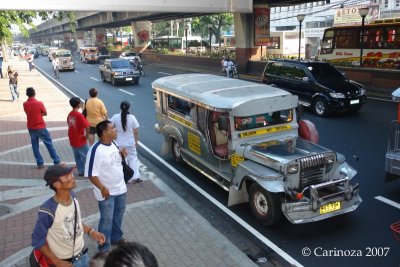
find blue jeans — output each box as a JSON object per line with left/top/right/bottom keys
{"left": 9, "top": 84, "right": 19, "bottom": 101}
{"left": 72, "top": 144, "right": 89, "bottom": 174}
{"left": 98, "top": 193, "right": 126, "bottom": 252}
{"left": 28, "top": 128, "right": 61, "bottom": 166}
{"left": 72, "top": 253, "right": 89, "bottom": 267}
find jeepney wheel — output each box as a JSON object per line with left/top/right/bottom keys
{"left": 249, "top": 183, "right": 281, "bottom": 226}
{"left": 111, "top": 76, "right": 116, "bottom": 86}
{"left": 172, "top": 139, "right": 183, "bottom": 163}
{"left": 313, "top": 98, "right": 328, "bottom": 117}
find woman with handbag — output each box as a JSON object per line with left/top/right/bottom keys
{"left": 110, "top": 101, "right": 141, "bottom": 184}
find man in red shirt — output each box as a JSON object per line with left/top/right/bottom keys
{"left": 67, "top": 97, "right": 90, "bottom": 176}
{"left": 23, "top": 87, "right": 61, "bottom": 169}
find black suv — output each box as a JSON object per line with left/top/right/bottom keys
{"left": 262, "top": 59, "right": 366, "bottom": 116}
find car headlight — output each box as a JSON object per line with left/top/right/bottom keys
{"left": 113, "top": 72, "right": 122, "bottom": 76}
{"left": 360, "top": 88, "right": 366, "bottom": 96}
{"left": 329, "top": 92, "right": 345, "bottom": 98}
{"left": 287, "top": 163, "right": 299, "bottom": 174}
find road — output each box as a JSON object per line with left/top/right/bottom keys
{"left": 34, "top": 55, "right": 400, "bottom": 267}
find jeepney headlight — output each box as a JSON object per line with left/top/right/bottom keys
{"left": 329, "top": 92, "right": 345, "bottom": 98}
{"left": 287, "top": 163, "right": 299, "bottom": 174}
{"left": 338, "top": 163, "right": 357, "bottom": 179}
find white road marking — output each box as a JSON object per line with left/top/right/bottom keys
{"left": 375, "top": 196, "right": 400, "bottom": 210}
{"left": 90, "top": 77, "right": 99, "bottom": 81}
{"left": 118, "top": 89, "right": 135, "bottom": 96}
{"left": 158, "top": 72, "right": 172, "bottom": 75}
{"left": 74, "top": 70, "right": 79, "bottom": 73}
{"left": 139, "top": 141, "right": 304, "bottom": 267}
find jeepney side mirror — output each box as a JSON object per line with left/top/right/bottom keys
{"left": 218, "top": 116, "right": 229, "bottom": 131}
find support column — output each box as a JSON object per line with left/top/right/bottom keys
{"left": 131, "top": 21, "right": 152, "bottom": 53}
{"left": 75, "top": 31, "right": 86, "bottom": 50}
{"left": 233, "top": 13, "right": 254, "bottom": 72}
{"left": 92, "top": 28, "right": 107, "bottom": 46}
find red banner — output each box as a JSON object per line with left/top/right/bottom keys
{"left": 254, "top": 7, "right": 270, "bottom": 46}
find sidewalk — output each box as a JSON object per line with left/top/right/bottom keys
{"left": 0, "top": 57, "right": 258, "bottom": 267}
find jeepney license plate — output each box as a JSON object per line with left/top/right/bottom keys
{"left": 320, "top": 201, "right": 341, "bottom": 214}
{"left": 126, "top": 77, "right": 132, "bottom": 81}
{"left": 350, "top": 99, "right": 359, "bottom": 105}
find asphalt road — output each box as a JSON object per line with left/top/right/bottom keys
{"left": 34, "top": 55, "right": 400, "bottom": 267}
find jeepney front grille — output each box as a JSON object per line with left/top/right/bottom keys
{"left": 300, "top": 155, "right": 325, "bottom": 188}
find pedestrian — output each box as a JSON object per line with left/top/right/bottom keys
{"left": 0, "top": 57, "right": 3, "bottom": 78}
{"left": 52, "top": 55, "right": 60, "bottom": 77}
{"left": 110, "top": 101, "right": 141, "bottom": 183}
{"left": 223, "top": 57, "right": 234, "bottom": 78}
{"left": 27, "top": 52, "right": 34, "bottom": 71}
{"left": 68, "top": 97, "right": 90, "bottom": 176}
{"left": 85, "top": 120, "right": 128, "bottom": 253}
{"left": 23, "top": 87, "right": 61, "bottom": 168}
{"left": 8, "top": 66, "right": 19, "bottom": 102}
{"left": 31, "top": 164, "right": 106, "bottom": 267}
{"left": 83, "top": 88, "right": 108, "bottom": 146}
{"left": 103, "top": 241, "right": 158, "bottom": 267}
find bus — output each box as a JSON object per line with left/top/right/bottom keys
{"left": 318, "top": 18, "right": 400, "bottom": 69}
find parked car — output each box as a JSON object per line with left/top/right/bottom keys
{"left": 262, "top": 59, "right": 366, "bottom": 116}
{"left": 99, "top": 58, "right": 140, "bottom": 86}
{"left": 119, "top": 51, "right": 141, "bottom": 64}
{"left": 153, "top": 74, "right": 361, "bottom": 225}
{"left": 79, "top": 47, "right": 100, "bottom": 63}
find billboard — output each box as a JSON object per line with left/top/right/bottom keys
{"left": 254, "top": 7, "right": 271, "bottom": 46}
{"left": 334, "top": 4, "right": 380, "bottom": 26}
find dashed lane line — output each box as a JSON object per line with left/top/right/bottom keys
{"left": 158, "top": 72, "right": 172, "bottom": 75}
{"left": 375, "top": 196, "right": 400, "bottom": 210}
{"left": 90, "top": 77, "right": 99, "bottom": 81}
{"left": 118, "top": 89, "right": 135, "bottom": 96}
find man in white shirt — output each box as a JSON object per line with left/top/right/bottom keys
{"left": 85, "top": 120, "right": 128, "bottom": 252}
{"left": 223, "top": 57, "right": 234, "bottom": 78}
{"left": 52, "top": 55, "right": 60, "bottom": 77}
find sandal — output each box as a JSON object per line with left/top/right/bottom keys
{"left": 128, "top": 178, "right": 143, "bottom": 184}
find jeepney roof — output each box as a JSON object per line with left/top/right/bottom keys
{"left": 152, "top": 74, "right": 298, "bottom": 116}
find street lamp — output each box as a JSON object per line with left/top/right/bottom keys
{"left": 184, "top": 24, "right": 189, "bottom": 55}
{"left": 297, "top": 14, "right": 305, "bottom": 61}
{"left": 207, "top": 24, "right": 213, "bottom": 53}
{"left": 359, "top": 7, "right": 369, "bottom": 67}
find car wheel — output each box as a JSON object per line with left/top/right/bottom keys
{"left": 172, "top": 139, "right": 183, "bottom": 163}
{"left": 111, "top": 76, "right": 116, "bottom": 86}
{"left": 313, "top": 98, "right": 329, "bottom": 117}
{"left": 249, "top": 183, "right": 281, "bottom": 225}
{"left": 101, "top": 72, "right": 106, "bottom": 82}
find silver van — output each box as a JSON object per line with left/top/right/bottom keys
{"left": 153, "top": 74, "right": 361, "bottom": 225}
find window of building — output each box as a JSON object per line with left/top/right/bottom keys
{"left": 385, "top": 0, "right": 389, "bottom": 7}
{"left": 396, "top": 0, "right": 400, "bottom": 7}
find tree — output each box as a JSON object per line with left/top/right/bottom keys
{"left": 0, "top": 11, "right": 74, "bottom": 60}
{"left": 191, "top": 14, "right": 234, "bottom": 46}
{"left": 152, "top": 21, "right": 172, "bottom": 37}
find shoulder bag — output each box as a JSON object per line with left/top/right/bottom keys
{"left": 112, "top": 141, "right": 134, "bottom": 183}
{"left": 82, "top": 99, "right": 88, "bottom": 117}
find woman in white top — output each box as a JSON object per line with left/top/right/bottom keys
{"left": 111, "top": 101, "right": 141, "bottom": 183}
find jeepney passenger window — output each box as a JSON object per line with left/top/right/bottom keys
{"left": 168, "top": 96, "right": 190, "bottom": 116}
{"left": 197, "top": 106, "right": 207, "bottom": 134}
{"left": 234, "top": 109, "right": 293, "bottom": 131}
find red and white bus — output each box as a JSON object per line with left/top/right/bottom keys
{"left": 318, "top": 18, "right": 400, "bottom": 69}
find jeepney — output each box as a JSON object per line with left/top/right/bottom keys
{"left": 55, "top": 49, "right": 75, "bottom": 71}
{"left": 153, "top": 74, "right": 362, "bottom": 225}
{"left": 80, "top": 46, "right": 99, "bottom": 63}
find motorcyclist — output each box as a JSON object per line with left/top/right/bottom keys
{"left": 223, "top": 57, "right": 234, "bottom": 78}
{"left": 132, "top": 56, "right": 144, "bottom": 75}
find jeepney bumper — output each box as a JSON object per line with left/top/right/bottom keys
{"left": 282, "top": 178, "right": 362, "bottom": 224}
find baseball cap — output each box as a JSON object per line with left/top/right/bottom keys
{"left": 44, "top": 165, "right": 76, "bottom": 186}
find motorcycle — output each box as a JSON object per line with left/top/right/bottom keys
{"left": 223, "top": 64, "right": 239, "bottom": 79}
{"left": 132, "top": 61, "right": 145, "bottom": 76}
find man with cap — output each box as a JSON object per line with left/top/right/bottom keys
{"left": 31, "top": 165, "right": 106, "bottom": 267}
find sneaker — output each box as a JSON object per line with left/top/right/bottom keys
{"left": 128, "top": 178, "right": 143, "bottom": 184}
{"left": 78, "top": 173, "right": 84, "bottom": 177}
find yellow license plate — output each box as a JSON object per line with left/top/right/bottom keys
{"left": 320, "top": 201, "right": 341, "bottom": 214}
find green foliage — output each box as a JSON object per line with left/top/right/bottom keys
{"left": 152, "top": 21, "right": 171, "bottom": 37}
{"left": 191, "top": 13, "right": 233, "bottom": 42}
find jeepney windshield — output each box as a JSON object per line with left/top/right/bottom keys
{"left": 234, "top": 109, "right": 293, "bottom": 131}
{"left": 57, "top": 53, "right": 71, "bottom": 57}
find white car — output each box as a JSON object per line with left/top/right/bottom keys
{"left": 119, "top": 52, "right": 141, "bottom": 64}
